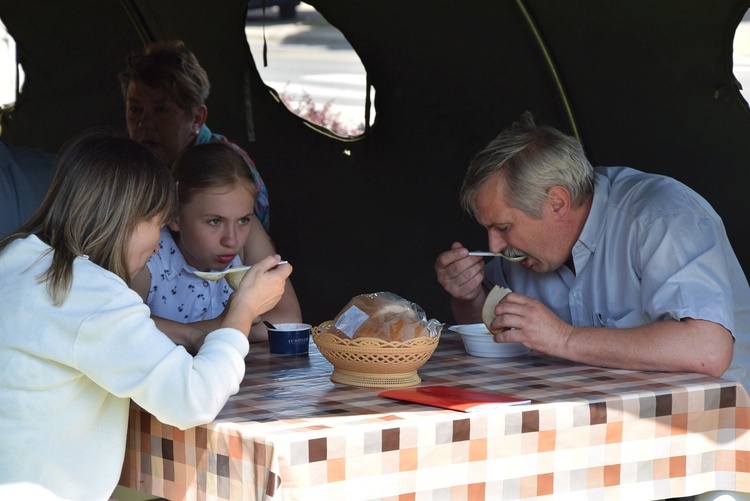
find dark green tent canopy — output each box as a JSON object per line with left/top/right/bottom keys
{"left": 1, "top": 0, "right": 749, "bottom": 324}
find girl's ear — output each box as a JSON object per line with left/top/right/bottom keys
{"left": 167, "top": 218, "right": 180, "bottom": 232}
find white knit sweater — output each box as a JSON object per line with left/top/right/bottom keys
{"left": 0, "top": 235, "right": 249, "bottom": 501}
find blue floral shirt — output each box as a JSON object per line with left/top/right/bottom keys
{"left": 146, "top": 227, "right": 242, "bottom": 322}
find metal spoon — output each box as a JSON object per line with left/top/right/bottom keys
{"left": 193, "top": 261, "right": 288, "bottom": 281}
{"left": 193, "top": 266, "right": 252, "bottom": 281}
{"left": 468, "top": 251, "right": 527, "bottom": 262}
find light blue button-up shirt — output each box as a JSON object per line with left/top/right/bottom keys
{"left": 484, "top": 166, "right": 750, "bottom": 389}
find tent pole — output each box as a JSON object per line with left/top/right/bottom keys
{"left": 118, "top": 0, "right": 156, "bottom": 46}
{"left": 514, "top": 0, "right": 579, "bottom": 139}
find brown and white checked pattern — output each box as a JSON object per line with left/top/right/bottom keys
{"left": 120, "top": 331, "right": 750, "bottom": 500}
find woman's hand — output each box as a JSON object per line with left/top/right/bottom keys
{"left": 222, "top": 255, "right": 292, "bottom": 336}
{"left": 240, "top": 216, "right": 303, "bottom": 342}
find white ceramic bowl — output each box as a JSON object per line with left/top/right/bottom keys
{"left": 450, "top": 324, "right": 531, "bottom": 358}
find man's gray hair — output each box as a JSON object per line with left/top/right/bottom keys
{"left": 460, "top": 112, "right": 595, "bottom": 218}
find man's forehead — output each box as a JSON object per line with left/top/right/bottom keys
{"left": 474, "top": 174, "right": 509, "bottom": 209}
{"left": 474, "top": 190, "right": 515, "bottom": 227}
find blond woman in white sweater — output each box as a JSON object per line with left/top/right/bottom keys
{"left": 0, "top": 132, "right": 291, "bottom": 501}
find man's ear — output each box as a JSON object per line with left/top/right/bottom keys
{"left": 547, "top": 185, "right": 571, "bottom": 220}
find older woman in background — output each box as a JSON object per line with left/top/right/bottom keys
{"left": 118, "top": 40, "right": 271, "bottom": 232}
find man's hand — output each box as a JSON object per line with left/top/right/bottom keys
{"left": 489, "top": 292, "right": 574, "bottom": 356}
{"left": 435, "top": 242, "right": 486, "bottom": 301}
{"left": 435, "top": 242, "right": 490, "bottom": 324}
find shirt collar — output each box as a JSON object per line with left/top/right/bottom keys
{"left": 195, "top": 123, "right": 212, "bottom": 144}
{"left": 158, "top": 227, "right": 198, "bottom": 282}
{"left": 573, "top": 171, "right": 609, "bottom": 259}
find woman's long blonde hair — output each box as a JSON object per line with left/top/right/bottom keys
{"left": 0, "top": 131, "right": 178, "bottom": 305}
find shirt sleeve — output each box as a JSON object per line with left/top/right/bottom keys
{"left": 636, "top": 201, "right": 736, "bottom": 333}
{"left": 72, "top": 288, "right": 249, "bottom": 429}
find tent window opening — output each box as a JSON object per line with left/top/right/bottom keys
{"left": 245, "top": 2, "right": 374, "bottom": 138}
{"left": 734, "top": 8, "right": 750, "bottom": 104}
{"left": 0, "top": 21, "right": 23, "bottom": 111}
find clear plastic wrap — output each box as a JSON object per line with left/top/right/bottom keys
{"left": 329, "top": 292, "right": 442, "bottom": 341}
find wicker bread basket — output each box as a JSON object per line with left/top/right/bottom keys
{"left": 312, "top": 321, "right": 441, "bottom": 388}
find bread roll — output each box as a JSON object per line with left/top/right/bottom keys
{"left": 224, "top": 266, "right": 247, "bottom": 291}
{"left": 332, "top": 293, "right": 430, "bottom": 341}
{"left": 481, "top": 285, "right": 512, "bottom": 334}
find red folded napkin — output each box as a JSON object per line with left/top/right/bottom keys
{"left": 379, "top": 385, "right": 530, "bottom": 412}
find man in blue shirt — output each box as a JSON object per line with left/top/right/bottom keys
{"left": 0, "top": 139, "right": 55, "bottom": 238}
{"left": 435, "top": 112, "right": 750, "bottom": 390}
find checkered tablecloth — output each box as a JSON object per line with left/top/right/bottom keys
{"left": 120, "top": 330, "right": 750, "bottom": 500}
